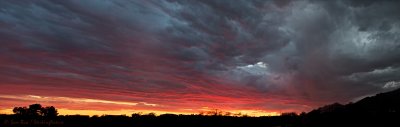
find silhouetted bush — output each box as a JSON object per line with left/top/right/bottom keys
{"left": 12, "top": 104, "right": 58, "bottom": 118}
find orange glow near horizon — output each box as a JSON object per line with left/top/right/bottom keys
{"left": 1, "top": 108, "right": 280, "bottom": 117}
{"left": 0, "top": 94, "right": 282, "bottom": 117}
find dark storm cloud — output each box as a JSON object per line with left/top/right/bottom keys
{"left": 1, "top": 0, "right": 400, "bottom": 112}
{"left": 250, "top": 0, "right": 400, "bottom": 102}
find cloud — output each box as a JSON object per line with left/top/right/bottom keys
{"left": 0, "top": 0, "right": 400, "bottom": 114}
{"left": 236, "top": 62, "right": 268, "bottom": 75}
{"left": 383, "top": 81, "right": 400, "bottom": 89}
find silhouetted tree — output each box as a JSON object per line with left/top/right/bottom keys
{"left": 28, "top": 104, "right": 43, "bottom": 117}
{"left": 12, "top": 104, "right": 58, "bottom": 118}
{"left": 281, "top": 112, "right": 298, "bottom": 117}
{"left": 224, "top": 111, "right": 232, "bottom": 116}
{"left": 41, "top": 106, "right": 58, "bottom": 117}
{"left": 131, "top": 112, "right": 142, "bottom": 118}
{"left": 299, "top": 112, "right": 307, "bottom": 116}
{"left": 146, "top": 112, "right": 156, "bottom": 117}
{"left": 13, "top": 107, "right": 28, "bottom": 116}
{"left": 205, "top": 109, "right": 224, "bottom": 116}
{"left": 233, "top": 112, "right": 242, "bottom": 117}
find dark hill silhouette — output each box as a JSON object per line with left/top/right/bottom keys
{"left": 350, "top": 88, "right": 400, "bottom": 113}
{"left": 305, "top": 88, "right": 400, "bottom": 127}
{"left": 0, "top": 88, "right": 399, "bottom": 127}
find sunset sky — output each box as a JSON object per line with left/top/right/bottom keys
{"left": 1, "top": 0, "right": 400, "bottom": 116}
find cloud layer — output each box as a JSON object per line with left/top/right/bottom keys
{"left": 1, "top": 0, "right": 400, "bottom": 115}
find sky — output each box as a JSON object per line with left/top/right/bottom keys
{"left": 1, "top": 0, "right": 400, "bottom": 116}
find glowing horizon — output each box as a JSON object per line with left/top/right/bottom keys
{"left": 0, "top": 94, "right": 282, "bottom": 116}
{"left": 1, "top": 108, "right": 280, "bottom": 117}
